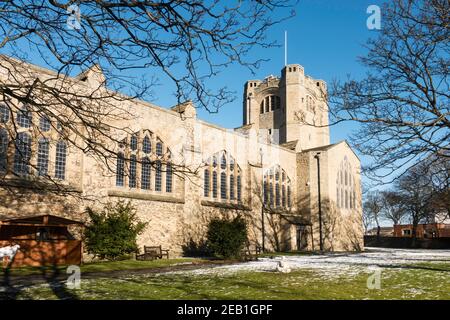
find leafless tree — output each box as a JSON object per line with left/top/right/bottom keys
{"left": 395, "top": 161, "right": 435, "bottom": 240}
{"left": 329, "top": 0, "right": 449, "bottom": 182}
{"left": 0, "top": 0, "right": 296, "bottom": 193}
{"left": 363, "top": 191, "right": 383, "bottom": 238}
{"left": 380, "top": 190, "right": 407, "bottom": 226}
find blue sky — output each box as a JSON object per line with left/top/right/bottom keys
{"left": 175, "top": 0, "right": 384, "bottom": 144}
{"left": 6, "top": 0, "right": 384, "bottom": 145}
{"left": 4, "top": 0, "right": 385, "bottom": 189}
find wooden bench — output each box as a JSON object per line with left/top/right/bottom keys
{"left": 240, "top": 244, "right": 262, "bottom": 261}
{"left": 136, "top": 245, "right": 169, "bottom": 260}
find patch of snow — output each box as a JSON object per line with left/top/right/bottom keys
{"left": 166, "top": 248, "right": 450, "bottom": 277}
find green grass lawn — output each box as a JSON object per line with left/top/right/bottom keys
{"left": 3, "top": 258, "right": 206, "bottom": 277}
{"left": 14, "top": 261, "right": 450, "bottom": 300}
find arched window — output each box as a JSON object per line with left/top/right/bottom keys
{"left": 116, "top": 152, "right": 125, "bottom": 186}
{"left": 155, "top": 160, "right": 162, "bottom": 191}
{"left": 269, "top": 182, "right": 274, "bottom": 205}
{"left": 220, "top": 172, "right": 227, "bottom": 199}
{"left": 260, "top": 95, "right": 280, "bottom": 114}
{"left": 204, "top": 151, "right": 242, "bottom": 203}
{"left": 287, "top": 185, "right": 291, "bottom": 207}
{"left": 0, "top": 129, "right": 8, "bottom": 172}
{"left": 166, "top": 162, "right": 173, "bottom": 193}
{"left": 264, "top": 165, "right": 292, "bottom": 209}
{"left": 116, "top": 131, "right": 172, "bottom": 192}
{"left": 37, "top": 137, "right": 49, "bottom": 176}
{"left": 237, "top": 175, "right": 242, "bottom": 202}
{"left": 130, "top": 134, "right": 138, "bottom": 151}
{"left": 129, "top": 155, "right": 137, "bottom": 188}
{"left": 39, "top": 116, "right": 51, "bottom": 132}
{"left": 142, "top": 135, "right": 151, "bottom": 154}
{"left": 230, "top": 174, "right": 235, "bottom": 200}
{"left": 263, "top": 179, "right": 268, "bottom": 204}
{"left": 17, "top": 105, "right": 32, "bottom": 128}
{"left": 14, "top": 132, "right": 31, "bottom": 175}
{"left": 141, "top": 157, "right": 151, "bottom": 190}
{"left": 55, "top": 140, "right": 67, "bottom": 180}
{"left": 156, "top": 141, "right": 163, "bottom": 157}
{"left": 0, "top": 104, "right": 10, "bottom": 123}
{"left": 212, "top": 171, "right": 217, "bottom": 198}
{"left": 336, "top": 157, "right": 355, "bottom": 210}
{"left": 204, "top": 169, "right": 210, "bottom": 197}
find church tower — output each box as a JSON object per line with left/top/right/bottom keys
{"left": 242, "top": 64, "right": 330, "bottom": 150}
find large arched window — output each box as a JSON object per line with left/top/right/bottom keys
{"left": 203, "top": 151, "right": 242, "bottom": 203}
{"left": 0, "top": 128, "right": 8, "bottom": 172}
{"left": 55, "top": 140, "right": 67, "bottom": 180}
{"left": 260, "top": 95, "right": 281, "bottom": 114}
{"left": 14, "top": 132, "right": 32, "bottom": 176}
{"left": 115, "top": 131, "right": 173, "bottom": 193}
{"left": 264, "top": 165, "right": 292, "bottom": 209}
{"left": 336, "top": 156, "right": 356, "bottom": 210}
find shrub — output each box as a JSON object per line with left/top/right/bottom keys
{"left": 206, "top": 216, "right": 248, "bottom": 259}
{"left": 84, "top": 201, "right": 147, "bottom": 260}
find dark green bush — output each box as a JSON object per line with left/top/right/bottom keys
{"left": 206, "top": 216, "right": 248, "bottom": 259}
{"left": 84, "top": 201, "right": 147, "bottom": 260}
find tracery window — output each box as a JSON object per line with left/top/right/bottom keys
{"left": 263, "top": 165, "right": 292, "bottom": 209}
{"left": 336, "top": 156, "right": 356, "bottom": 210}
{"left": 115, "top": 131, "right": 173, "bottom": 193}
{"left": 204, "top": 151, "right": 242, "bottom": 203}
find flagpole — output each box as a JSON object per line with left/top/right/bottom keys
{"left": 284, "top": 30, "right": 287, "bottom": 66}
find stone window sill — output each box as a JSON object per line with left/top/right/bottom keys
{"left": 107, "top": 189, "right": 184, "bottom": 204}
{"left": 201, "top": 200, "right": 251, "bottom": 211}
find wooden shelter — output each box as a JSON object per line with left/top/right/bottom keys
{"left": 0, "top": 214, "right": 83, "bottom": 267}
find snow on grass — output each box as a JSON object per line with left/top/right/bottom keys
{"left": 166, "top": 247, "right": 450, "bottom": 278}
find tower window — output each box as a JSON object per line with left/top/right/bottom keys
{"left": 260, "top": 95, "right": 280, "bottom": 114}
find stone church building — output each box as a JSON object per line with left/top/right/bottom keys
{"left": 0, "top": 56, "right": 363, "bottom": 256}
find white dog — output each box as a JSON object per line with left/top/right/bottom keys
{"left": 0, "top": 244, "right": 20, "bottom": 263}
